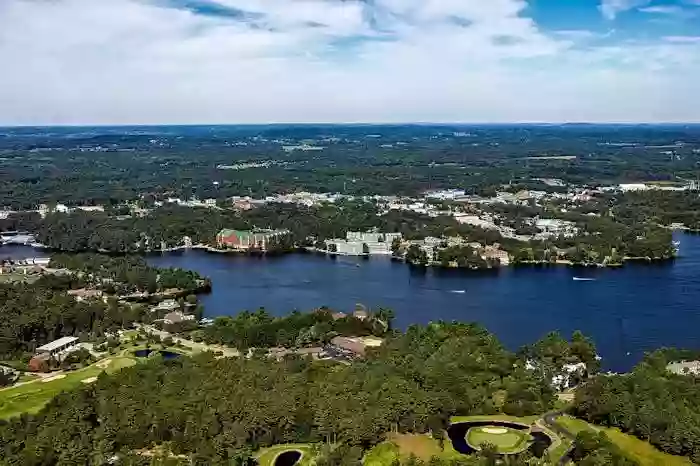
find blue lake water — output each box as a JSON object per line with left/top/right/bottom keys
{"left": 4, "top": 231, "right": 700, "bottom": 371}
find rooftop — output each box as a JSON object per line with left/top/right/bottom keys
{"left": 36, "top": 336, "right": 79, "bottom": 352}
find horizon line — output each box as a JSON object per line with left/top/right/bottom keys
{"left": 3, "top": 121, "right": 700, "bottom": 129}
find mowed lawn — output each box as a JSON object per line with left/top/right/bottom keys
{"left": 0, "top": 356, "right": 137, "bottom": 420}
{"left": 255, "top": 444, "right": 314, "bottom": 466}
{"left": 556, "top": 415, "right": 694, "bottom": 466}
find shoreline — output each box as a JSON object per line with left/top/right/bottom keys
{"left": 1, "top": 242, "right": 676, "bottom": 270}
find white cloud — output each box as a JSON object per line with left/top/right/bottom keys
{"left": 599, "top": 0, "right": 651, "bottom": 20}
{"left": 639, "top": 5, "right": 684, "bottom": 14}
{"left": 665, "top": 35, "right": 700, "bottom": 42}
{"left": 0, "top": 0, "right": 698, "bottom": 124}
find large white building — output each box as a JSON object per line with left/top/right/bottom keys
{"left": 327, "top": 232, "right": 403, "bottom": 256}
{"left": 36, "top": 336, "right": 79, "bottom": 357}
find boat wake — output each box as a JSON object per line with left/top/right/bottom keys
{"left": 572, "top": 277, "right": 595, "bottom": 281}
{"left": 449, "top": 289, "right": 466, "bottom": 294}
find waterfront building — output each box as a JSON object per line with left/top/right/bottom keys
{"left": 667, "top": 360, "right": 700, "bottom": 375}
{"left": 163, "top": 311, "right": 195, "bottom": 325}
{"left": 216, "top": 229, "right": 288, "bottom": 250}
{"left": 326, "top": 231, "right": 403, "bottom": 256}
{"left": 483, "top": 245, "right": 511, "bottom": 265}
{"left": 151, "top": 299, "right": 179, "bottom": 313}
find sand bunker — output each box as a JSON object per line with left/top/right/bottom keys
{"left": 81, "top": 377, "right": 98, "bottom": 384}
{"left": 482, "top": 427, "right": 509, "bottom": 434}
{"left": 42, "top": 374, "right": 66, "bottom": 383}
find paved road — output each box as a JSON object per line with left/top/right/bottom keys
{"left": 542, "top": 411, "right": 575, "bottom": 466}
{"left": 135, "top": 324, "right": 240, "bottom": 358}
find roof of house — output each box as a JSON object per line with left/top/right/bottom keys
{"left": 37, "top": 336, "right": 79, "bottom": 352}
{"left": 330, "top": 336, "right": 367, "bottom": 355}
{"left": 164, "top": 311, "right": 185, "bottom": 323}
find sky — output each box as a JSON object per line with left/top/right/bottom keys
{"left": 0, "top": 0, "right": 699, "bottom": 125}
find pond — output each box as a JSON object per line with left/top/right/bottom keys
{"left": 132, "top": 349, "right": 181, "bottom": 360}
{"left": 273, "top": 450, "right": 302, "bottom": 466}
{"left": 447, "top": 421, "right": 552, "bottom": 458}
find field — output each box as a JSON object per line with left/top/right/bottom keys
{"left": 364, "top": 442, "right": 400, "bottom": 466}
{"left": 555, "top": 415, "right": 693, "bottom": 466}
{"left": 466, "top": 426, "right": 531, "bottom": 453}
{"left": 364, "top": 432, "right": 465, "bottom": 465}
{"left": 255, "top": 444, "right": 314, "bottom": 466}
{"left": 0, "top": 355, "right": 137, "bottom": 420}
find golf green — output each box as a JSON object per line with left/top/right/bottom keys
{"left": 466, "top": 426, "right": 531, "bottom": 453}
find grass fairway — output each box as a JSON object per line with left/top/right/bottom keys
{"left": 255, "top": 444, "right": 314, "bottom": 466}
{"left": 0, "top": 355, "right": 136, "bottom": 420}
{"left": 466, "top": 426, "right": 531, "bottom": 453}
{"left": 556, "top": 416, "right": 693, "bottom": 466}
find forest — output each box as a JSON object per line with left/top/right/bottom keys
{"left": 0, "top": 323, "right": 559, "bottom": 465}
{"left": 49, "top": 253, "right": 209, "bottom": 294}
{"left": 572, "top": 349, "right": 700, "bottom": 463}
{"left": 1, "top": 124, "right": 699, "bottom": 208}
{"left": 197, "top": 307, "right": 393, "bottom": 350}
{"left": 0, "top": 277, "right": 145, "bottom": 358}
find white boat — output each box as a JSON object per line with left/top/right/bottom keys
{"left": 572, "top": 277, "right": 595, "bottom": 281}
{"left": 449, "top": 289, "right": 466, "bottom": 294}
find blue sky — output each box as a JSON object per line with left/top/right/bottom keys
{"left": 0, "top": 0, "right": 698, "bottom": 124}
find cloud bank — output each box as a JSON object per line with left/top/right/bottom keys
{"left": 0, "top": 0, "right": 698, "bottom": 125}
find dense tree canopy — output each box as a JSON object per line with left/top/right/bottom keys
{"left": 0, "top": 322, "right": 558, "bottom": 465}
{"left": 573, "top": 350, "right": 700, "bottom": 463}
{"left": 0, "top": 279, "right": 143, "bottom": 357}
{"left": 50, "top": 253, "right": 208, "bottom": 294}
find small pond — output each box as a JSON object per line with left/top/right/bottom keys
{"left": 447, "top": 421, "right": 552, "bottom": 458}
{"left": 132, "top": 349, "right": 181, "bottom": 360}
{"left": 274, "top": 450, "right": 302, "bottom": 466}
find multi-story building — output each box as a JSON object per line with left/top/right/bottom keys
{"left": 216, "top": 229, "right": 288, "bottom": 250}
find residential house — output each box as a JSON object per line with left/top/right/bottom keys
{"left": 483, "top": 245, "right": 511, "bottom": 266}
{"left": 163, "top": 311, "right": 196, "bottom": 325}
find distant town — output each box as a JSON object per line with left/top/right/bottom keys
{"left": 1, "top": 178, "right": 689, "bottom": 269}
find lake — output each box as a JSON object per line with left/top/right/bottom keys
{"left": 3, "top": 231, "right": 700, "bottom": 371}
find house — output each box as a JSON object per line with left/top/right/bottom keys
{"left": 667, "top": 360, "right": 700, "bottom": 375}
{"left": 232, "top": 198, "right": 253, "bottom": 211}
{"left": 527, "top": 359, "right": 587, "bottom": 390}
{"left": 353, "top": 309, "right": 368, "bottom": 320}
{"left": 327, "top": 336, "right": 368, "bottom": 358}
{"left": 163, "top": 311, "right": 195, "bottom": 325}
{"left": 216, "top": 229, "right": 288, "bottom": 251}
{"left": 28, "top": 353, "right": 52, "bottom": 372}
{"left": 325, "top": 336, "right": 383, "bottom": 360}
{"left": 36, "top": 336, "right": 79, "bottom": 357}
{"left": 67, "top": 288, "right": 104, "bottom": 302}
{"left": 553, "top": 362, "right": 588, "bottom": 389}
{"left": 152, "top": 299, "right": 179, "bottom": 313}
{"left": 483, "top": 245, "right": 510, "bottom": 266}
